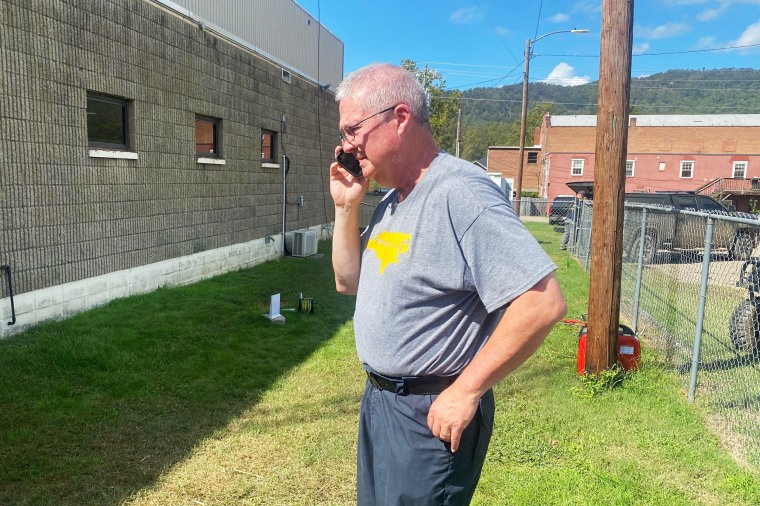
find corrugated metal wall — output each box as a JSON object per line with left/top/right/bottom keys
{"left": 172, "top": 0, "right": 343, "bottom": 87}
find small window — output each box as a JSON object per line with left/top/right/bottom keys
{"left": 281, "top": 68, "right": 292, "bottom": 84}
{"left": 571, "top": 159, "right": 584, "bottom": 176}
{"left": 87, "top": 92, "right": 130, "bottom": 150}
{"left": 625, "top": 160, "right": 635, "bottom": 178}
{"left": 195, "top": 115, "right": 221, "bottom": 157}
{"left": 658, "top": 161, "right": 666, "bottom": 172}
{"left": 733, "top": 161, "right": 747, "bottom": 179}
{"left": 527, "top": 152, "right": 538, "bottom": 164}
{"left": 262, "top": 129, "right": 277, "bottom": 163}
{"left": 680, "top": 161, "right": 694, "bottom": 179}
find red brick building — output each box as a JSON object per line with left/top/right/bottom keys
{"left": 487, "top": 114, "right": 760, "bottom": 212}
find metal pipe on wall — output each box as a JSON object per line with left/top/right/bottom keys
{"left": 1, "top": 265, "right": 16, "bottom": 326}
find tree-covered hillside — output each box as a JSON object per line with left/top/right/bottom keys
{"left": 451, "top": 68, "right": 760, "bottom": 161}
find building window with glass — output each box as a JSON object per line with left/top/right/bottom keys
{"left": 527, "top": 152, "right": 538, "bottom": 164}
{"left": 680, "top": 161, "right": 694, "bottom": 178}
{"left": 571, "top": 159, "right": 584, "bottom": 176}
{"left": 195, "top": 115, "right": 221, "bottom": 157}
{"left": 262, "top": 129, "right": 277, "bottom": 163}
{"left": 733, "top": 161, "right": 748, "bottom": 179}
{"left": 87, "top": 92, "right": 131, "bottom": 150}
{"left": 626, "top": 160, "right": 635, "bottom": 177}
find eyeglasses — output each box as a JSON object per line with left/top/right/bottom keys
{"left": 339, "top": 105, "right": 398, "bottom": 143}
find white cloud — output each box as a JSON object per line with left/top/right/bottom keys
{"left": 572, "top": 1, "right": 603, "bottom": 14}
{"left": 635, "top": 22, "right": 691, "bottom": 39}
{"left": 549, "top": 13, "right": 570, "bottom": 23}
{"left": 632, "top": 42, "right": 651, "bottom": 54}
{"left": 697, "top": 8, "right": 723, "bottom": 21}
{"left": 449, "top": 7, "right": 484, "bottom": 24}
{"left": 495, "top": 26, "right": 509, "bottom": 36}
{"left": 663, "top": 0, "right": 709, "bottom": 5}
{"left": 731, "top": 19, "right": 760, "bottom": 50}
{"left": 539, "top": 63, "right": 591, "bottom": 87}
{"left": 694, "top": 35, "right": 717, "bottom": 49}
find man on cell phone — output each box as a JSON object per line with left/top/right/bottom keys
{"left": 329, "top": 63, "right": 567, "bottom": 506}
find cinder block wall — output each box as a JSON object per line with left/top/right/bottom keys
{"left": 0, "top": 0, "right": 338, "bottom": 334}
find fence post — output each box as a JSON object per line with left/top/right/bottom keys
{"left": 570, "top": 203, "right": 580, "bottom": 254}
{"left": 583, "top": 202, "right": 592, "bottom": 271}
{"left": 631, "top": 208, "right": 647, "bottom": 332}
{"left": 688, "top": 216, "right": 714, "bottom": 403}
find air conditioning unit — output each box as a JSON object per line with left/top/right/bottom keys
{"left": 292, "top": 230, "right": 318, "bottom": 257}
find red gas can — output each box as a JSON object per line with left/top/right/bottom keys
{"left": 577, "top": 324, "right": 640, "bottom": 375}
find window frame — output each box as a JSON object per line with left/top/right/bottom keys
{"left": 87, "top": 92, "right": 131, "bottom": 150}
{"left": 625, "top": 160, "right": 635, "bottom": 178}
{"left": 527, "top": 152, "right": 538, "bottom": 164}
{"left": 571, "top": 159, "right": 584, "bottom": 176}
{"left": 195, "top": 115, "right": 222, "bottom": 158}
{"left": 680, "top": 160, "right": 694, "bottom": 179}
{"left": 733, "top": 161, "right": 748, "bottom": 179}
{"left": 261, "top": 129, "right": 277, "bottom": 164}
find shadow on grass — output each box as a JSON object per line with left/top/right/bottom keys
{"left": 0, "top": 244, "right": 355, "bottom": 505}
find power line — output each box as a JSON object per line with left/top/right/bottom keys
{"left": 532, "top": 0, "right": 544, "bottom": 42}
{"left": 537, "top": 41, "right": 760, "bottom": 59}
{"left": 470, "top": 0, "right": 520, "bottom": 65}
{"left": 437, "top": 42, "right": 760, "bottom": 91}
{"left": 630, "top": 86, "right": 760, "bottom": 91}
{"left": 435, "top": 94, "right": 760, "bottom": 112}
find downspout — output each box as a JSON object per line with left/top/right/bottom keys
{"left": 281, "top": 153, "right": 291, "bottom": 254}
{"left": 280, "top": 114, "right": 289, "bottom": 255}
{"left": 1, "top": 265, "right": 16, "bottom": 326}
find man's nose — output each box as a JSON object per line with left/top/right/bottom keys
{"left": 340, "top": 137, "right": 356, "bottom": 152}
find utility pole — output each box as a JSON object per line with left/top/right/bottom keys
{"left": 515, "top": 38, "right": 531, "bottom": 216}
{"left": 585, "top": 0, "right": 634, "bottom": 375}
{"left": 455, "top": 107, "right": 461, "bottom": 158}
{"left": 515, "top": 29, "right": 589, "bottom": 216}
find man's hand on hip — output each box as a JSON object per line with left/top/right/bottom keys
{"left": 427, "top": 386, "right": 480, "bottom": 453}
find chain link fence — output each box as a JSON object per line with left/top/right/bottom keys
{"left": 567, "top": 200, "right": 760, "bottom": 463}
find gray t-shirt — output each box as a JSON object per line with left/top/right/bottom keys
{"left": 354, "top": 152, "right": 556, "bottom": 377}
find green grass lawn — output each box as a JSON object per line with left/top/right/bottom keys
{"left": 1, "top": 223, "right": 758, "bottom": 505}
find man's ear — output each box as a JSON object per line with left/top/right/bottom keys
{"left": 394, "top": 104, "right": 413, "bottom": 135}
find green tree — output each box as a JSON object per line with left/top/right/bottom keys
{"left": 459, "top": 102, "right": 554, "bottom": 162}
{"left": 510, "top": 101, "right": 554, "bottom": 146}
{"left": 401, "top": 59, "right": 462, "bottom": 154}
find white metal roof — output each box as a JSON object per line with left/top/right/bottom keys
{"left": 548, "top": 114, "right": 760, "bottom": 127}
{"left": 152, "top": 0, "right": 343, "bottom": 88}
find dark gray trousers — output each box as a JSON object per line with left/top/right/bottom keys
{"left": 357, "top": 381, "right": 495, "bottom": 506}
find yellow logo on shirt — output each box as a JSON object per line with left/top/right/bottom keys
{"left": 366, "top": 231, "right": 411, "bottom": 274}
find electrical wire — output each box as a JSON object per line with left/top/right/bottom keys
{"left": 538, "top": 41, "right": 760, "bottom": 59}
{"left": 532, "top": 0, "right": 544, "bottom": 43}
{"left": 469, "top": 0, "right": 520, "bottom": 65}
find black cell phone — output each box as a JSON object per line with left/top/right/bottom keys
{"left": 336, "top": 150, "right": 363, "bottom": 177}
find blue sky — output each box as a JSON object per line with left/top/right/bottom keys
{"left": 296, "top": 0, "right": 760, "bottom": 90}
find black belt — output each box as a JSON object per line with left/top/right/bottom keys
{"left": 366, "top": 370, "right": 459, "bottom": 396}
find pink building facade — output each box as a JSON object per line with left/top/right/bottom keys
{"left": 539, "top": 114, "right": 760, "bottom": 212}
